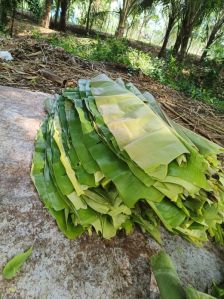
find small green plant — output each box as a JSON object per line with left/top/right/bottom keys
{"left": 44, "top": 34, "right": 95, "bottom": 59}
{"left": 31, "top": 28, "right": 41, "bottom": 39}
{"left": 91, "top": 37, "right": 131, "bottom": 65}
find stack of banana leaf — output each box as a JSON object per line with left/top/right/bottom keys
{"left": 31, "top": 74, "right": 224, "bottom": 245}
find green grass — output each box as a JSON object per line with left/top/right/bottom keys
{"left": 33, "top": 31, "right": 224, "bottom": 111}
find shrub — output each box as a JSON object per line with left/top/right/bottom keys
{"left": 40, "top": 33, "right": 223, "bottom": 111}
{"left": 91, "top": 37, "right": 131, "bottom": 65}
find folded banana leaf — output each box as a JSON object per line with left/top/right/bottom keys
{"left": 31, "top": 74, "right": 224, "bottom": 245}
{"left": 186, "top": 286, "right": 216, "bottom": 299}
{"left": 150, "top": 251, "right": 186, "bottom": 299}
{"left": 150, "top": 251, "right": 217, "bottom": 299}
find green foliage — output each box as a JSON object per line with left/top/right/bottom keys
{"left": 26, "top": 0, "right": 42, "bottom": 20}
{"left": 45, "top": 34, "right": 131, "bottom": 65}
{"left": 150, "top": 251, "right": 186, "bottom": 299}
{"left": 46, "top": 34, "right": 96, "bottom": 59}
{"left": 31, "top": 28, "right": 42, "bottom": 38}
{"left": 91, "top": 37, "right": 131, "bottom": 65}
{"left": 129, "top": 50, "right": 224, "bottom": 111}
{"left": 207, "top": 40, "right": 224, "bottom": 62}
{"left": 39, "top": 33, "right": 223, "bottom": 111}
{"left": 0, "top": 0, "right": 41, "bottom": 30}
{"left": 0, "top": 0, "right": 19, "bottom": 29}
{"left": 212, "top": 282, "right": 224, "bottom": 298}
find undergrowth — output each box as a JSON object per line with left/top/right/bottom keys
{"left": 33, "top": 31, "right": 224, "bottom": 111}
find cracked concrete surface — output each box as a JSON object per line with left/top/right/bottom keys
{"left": 0, "top": 85, "right": 223, "bottom": 299}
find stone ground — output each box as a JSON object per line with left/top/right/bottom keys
{"left": 0, "top": 85, "right": 224, "bottom": 299}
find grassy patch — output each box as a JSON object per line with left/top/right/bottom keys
{"left": 34, "top": 31, "right": 224, "bottom": 111}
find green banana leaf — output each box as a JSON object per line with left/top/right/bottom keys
{"left": 150, "top": 251, "right": 218, "bottom": 299}
{"left": 3, "top": 247, "right": 33, "bottom": 280}
{"left": 91, "top": 74, "right": 189, "bottom": 180}
{"left": 31, "top": 73, "right": 224, "bottom": 245}
{"left": 186, "top": 286, "right": 216, "bottom": 299}
{"left": 150, "top": 251, "right": 186, "bottom": 299}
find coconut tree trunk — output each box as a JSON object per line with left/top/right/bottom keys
{"left": 59, "top": 0, "right": 68, "bottom": 31}
{"left": 41, "top": 0, "right": 52, "bottom": 28}
{"left": 200, "top": 15, "right": 224, "bottom": 61}
{"left": 115, "top": 0, "right": 131, "bottom": 38}
{"left": 172, "top": 28, "right": 182, "bottom": 56}
{"left": 86, "top": 0, "right": 93, "bottom": 34}
{"left": 115, "top": 10, "right": 127, "bottom": 38}
{"left": 54, "top": 0, "right": 61, "bottom": 28}
{"left": 126, "top": 15, "right": 135, "bottom": 38}
{"left": 173, "top": 17, "right": 193, "bottom": 60}
{"left": 178, "top": 27, "right": 192, "bottom": 61}
{"left": 200, "top": 32, "right": 216, "bottom": 62}
{"left": 137, "top": 13, "right": 147, "bottom": 40}
{"left": 158, "top": 16, "right": 175, "bottom": 58}
{"left": 173, "top": 1, "right": 209, "bottom": 61}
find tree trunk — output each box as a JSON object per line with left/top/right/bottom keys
{"left": 41, "top": 0, "right": 52, "bottom": 29}
{"left": 173, "top": 16, "right": 193, "bottom": 60}
{"left": 158, "top": 17, "right": 175, "bottom": 58}
{"left": 137, "top": 15, "right": 146, "bottom": 40}
{"left": 115, "top": 0, "right": 134, "bottom": 38}
{"left": 172, "top": 27, "right": 182, "bottom": 56}
{"left": 0, "top": 0, "right": 10, "bottom": 28}
{"left": 200, "top": 33, "right": 216, "bottom": 62}
{"left": 115, "top": 11, "right": 127, "bottom": 38}
{"left": 105, "top": 13, "right": 110, "bottom": 33}
{"left": 200, "top": 16, "right": 224, "bottom": 61}
{"left": 172, "top": 3, "right": 193, "bottom": 57}
{"left": 200, "top": 34, "right": 215, "bottom": 62}
{"left": 85, "top": 0, "right": 93, "bottom": 34}
{"left": 173, "top": 1, "right": 209, "bottom": 60}
{"left": 59, "top": 0, "right": 68, "bottom": 31}
{"left": 126, "top": 15, "right": 135, "bottom": 38}
{"left": 178, "top": 28, "right": 191, "bottom": 61}
{"left": 10, "top": 6, "right": 16, "bottom": 37}
{"left": 54, "top": 0, "right": 61, "bottom": 28}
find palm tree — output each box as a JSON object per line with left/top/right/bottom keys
{"left": 158, "top": 0, "right": 181, "bottom": 58}
{"left": 201, "top": 8, "right": 224, "bottom": 61}
{"left": 115, "top": 0, "right": 154, "bottom": 38}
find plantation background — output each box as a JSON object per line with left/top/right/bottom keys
{"left": 0, "top": 0, "right": 224, "bottom": 111}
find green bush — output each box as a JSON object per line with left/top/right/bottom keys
{"left": 26, "top": 0, "right": 42, "bottom": 21}
{"left": 40, "top": 33, "right": 223, "bottom": 111}
{"left": 91, "top": 37, "right": 131, "bottom": 65}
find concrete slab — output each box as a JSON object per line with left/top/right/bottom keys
{"left": 0, "top": 85, "right": 223, "bottom": 299}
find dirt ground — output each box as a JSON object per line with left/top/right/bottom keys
{"left": 0, "top": 34, "right": 224, "bottom": 147}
